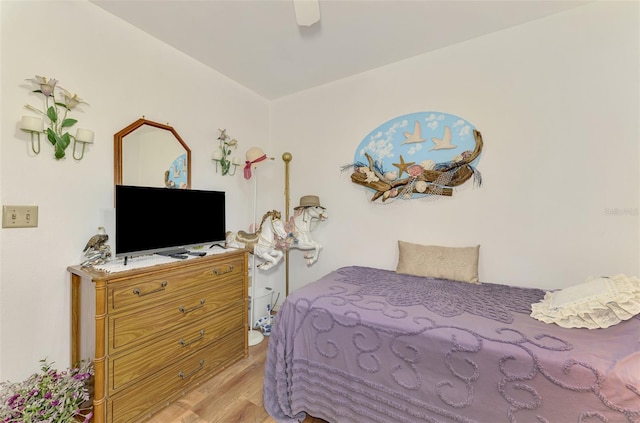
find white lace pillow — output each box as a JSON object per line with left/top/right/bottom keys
{"left": 530, "top": 274, "right": 640, "bottom": 329}
{"left": 396, "top": 241, "right": 480, "bottom": 284}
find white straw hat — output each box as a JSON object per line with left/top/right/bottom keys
{"left": 244, "top": 146, "right": 268, "bottom": 179}
{"left": 245, "top": 147, "right": 266, "bottom": 163}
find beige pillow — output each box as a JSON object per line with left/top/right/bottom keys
{"left": 530, "top": 274, "right": 640, "bottom": 329}
{"left": 396, "top": 241, "right": 480, "bottom": 284}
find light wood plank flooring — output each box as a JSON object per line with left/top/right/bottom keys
{"left": 144, "top": 337, "right": 327, "bottom": 423}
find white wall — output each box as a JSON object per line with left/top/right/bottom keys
{"left": 265, "top": 1, "right": 639, "bottom": 299}
{"left": 0, "top": 0, "right": 269, "bottom": 381}
{"left": 0, "top": 0, "right": 638, "bottom": 383}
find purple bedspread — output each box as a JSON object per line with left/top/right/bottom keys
{"left": 264, "top": 266, "right": 640, "bottom": 423}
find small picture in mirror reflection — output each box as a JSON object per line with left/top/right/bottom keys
{"left": 164, "top": 154, "right": 188, "bottom": 188}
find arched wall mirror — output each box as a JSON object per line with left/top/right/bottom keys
{"left": 114, "top": 118, "right": 191, "bottom": 189}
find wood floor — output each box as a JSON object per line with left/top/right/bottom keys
{"left": 144, "top": 337, "right": 327, "bottom": 423}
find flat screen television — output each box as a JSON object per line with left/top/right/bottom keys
{"left": 115, "top": 185, "right": 226, "bottom": 258}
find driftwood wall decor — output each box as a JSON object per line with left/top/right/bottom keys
{"left": 346, "top": 112, "right": 483, "bottom": 203}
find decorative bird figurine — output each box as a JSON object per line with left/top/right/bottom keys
{"left": 83, "top": 226, "right": 109, "bottom": 253}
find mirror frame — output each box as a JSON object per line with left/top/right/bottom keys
{"left": 114, "top": 118, "right": 192, "bottom": 188}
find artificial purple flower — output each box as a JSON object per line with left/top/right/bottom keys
{"left": 7, "top": 394, "right": 19, "bottom": 406}
{"left": 0, "top": 359, "right": 94, "bottom": 421}
{"left": 28, "top": 75, "right": 58, "bottom": 97}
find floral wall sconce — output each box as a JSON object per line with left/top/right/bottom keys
{"left": 19, "top": 115, "right": 44, "bottom": 154}
{"left": 19, "top": 75, "right": 93, "bottom": 160}
{"left": 72, "top": 128, "right": 94, "bottom": 160}
{"left": 212, "top": 128, "right": 240, "bottom": 176}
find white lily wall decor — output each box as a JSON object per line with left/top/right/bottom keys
{"left": 22, "top": 75, "right": 90, "bottom": 160}
{"left": 213, "top": 128, "right": 240, "bottom": 176}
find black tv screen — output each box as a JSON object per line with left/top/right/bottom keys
{"left": 115, "top": 185, "right": 226, "bottom": 257}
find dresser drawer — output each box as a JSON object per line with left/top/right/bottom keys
{"left": 108, "top": 300, "right": 244, "bottom": 394}
{"left": 109, "top": 277, "right": 243, "bottom": 353}
{"left": 108, "top": 330, "right": 245, "bottom": 423}
{"left": 107, "top": 255, "right": 244, "bottom": 313}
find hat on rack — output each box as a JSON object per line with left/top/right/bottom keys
{"left": 244, "top": 146, "right": 268, "bottom": 180}
{"left": 294, "top": 195, "right": 324, "bottom": 210}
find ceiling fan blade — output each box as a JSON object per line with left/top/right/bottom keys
{"left": 293, "top": 0, "right": 320, "bottom": 27}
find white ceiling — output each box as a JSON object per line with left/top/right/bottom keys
{"left": 91, "top": 0, "right": 589, "bottom": 100}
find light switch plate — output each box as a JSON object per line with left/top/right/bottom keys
{"left": 2, "top": 205, "right": 38, "bottom": 228}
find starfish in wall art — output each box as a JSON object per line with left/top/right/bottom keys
{"left": 392, "top": 155, "right": 415, "bottom": 178}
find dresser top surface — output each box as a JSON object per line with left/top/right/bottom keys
{"left": 68, "top": 248, "right": 247, "bottom": 281}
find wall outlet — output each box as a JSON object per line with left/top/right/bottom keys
{"left": 2, "top": 205, "right": 38, "bottom": 228}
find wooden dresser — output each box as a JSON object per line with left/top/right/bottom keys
{"left": 67, "top": 250, "right": 248, "bottom": 423}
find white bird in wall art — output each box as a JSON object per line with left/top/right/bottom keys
{"left": 429, "top": 125, "right": 457, "bottom": 151}
{"left": 401, "top": 121, "right": 425, "bottom": 145}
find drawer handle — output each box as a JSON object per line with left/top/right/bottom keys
{"left": 179, "top": 330, "right": 205, "bottom": 347}
{"left": 213, "top": 265, "right": 234, "bottom": 276}
{"left": 179, "top": 298, "right": 205, "bottom": 314}
{"left": 178, "top": 359, "right": 205, "bottom": 379}
{"left": 133, "top": 281, "right": 168, "bottom": 297}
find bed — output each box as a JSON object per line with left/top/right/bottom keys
{"left": 264, "top": 265, "right": 640, "bottom": 422}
